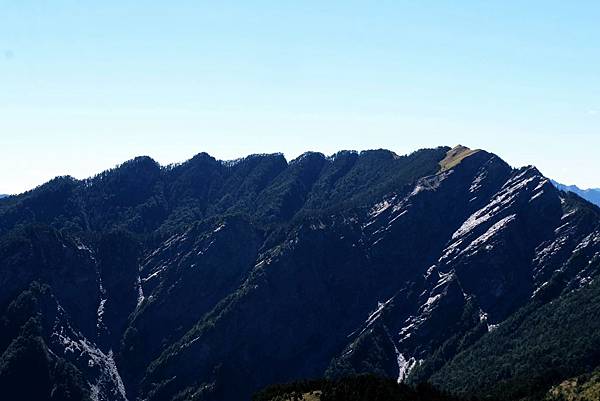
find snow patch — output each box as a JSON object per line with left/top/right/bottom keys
{"left": 532, "top": 281, "right": 550, "bottom": 298}
{"left": 96, "top": 299, "right": 107, "bottom": 330}
{"left": 369, "top": 199, "right": 393, "bottom": 218}
{"left": 488, "top": 324, "right": 499, "bottom": 332}
{"left": 530, "top": 189, "right": 545, "bottom": 202}
{"left": 574, "top": 231, "right": 600, "bottom": 253}
{"left": 213, "top": 223, "right": 226, "bottom": 233}
{"left": 52, "top": 316, "right": 128, "bottom": 401}
{"left": 419, "top": 294, "right": 442, "bottom": 315}
{"left": 394, "top": 350, "right": 419, "bottom": 383}
{"left": 460, "top": 214, "right": 516, "bottom": 255}
{"left": 452, "top": 173, "right": 539, "bottom": 241}
{"left": 136, "top": 275, "right": 145, "bottom": 308}
{"left": 357, "top": 297, "right": 395, "bottom": 336}
{"left": 469, "top": 170, "right": 487, "bottom": 193}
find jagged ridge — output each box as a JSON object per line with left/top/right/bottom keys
{"left": 0, "top": 145, "right": 598, "bottom": 401}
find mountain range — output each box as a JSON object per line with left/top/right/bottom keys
{"left": 551, "top": 180, "right": 600, "bottom": 207}
{"left": 0, "top": 145, "right": 599, "bottom": 401}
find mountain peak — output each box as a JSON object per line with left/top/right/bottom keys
{"left": 439, "top": 145, "right": 481, "bottom": 172}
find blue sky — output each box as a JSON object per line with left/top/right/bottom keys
{"left": 1, "top": 1, "right": 599, "bottom": 194}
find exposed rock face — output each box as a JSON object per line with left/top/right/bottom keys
{"left": 0, "top": 145, "right": 598, "bottom": 401}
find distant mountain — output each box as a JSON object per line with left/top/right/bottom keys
{"left": 0, "top": 195, "right": 7, "bottom": 199}
{"left": 0, "top": 145, "right": 599, "bottom": 401}
{"left": 552, "top": 180, "right": 600, "bottom": 207}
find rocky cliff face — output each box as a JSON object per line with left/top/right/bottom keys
{"left": 0, "top": 146, "right": 598, "bottom": 401}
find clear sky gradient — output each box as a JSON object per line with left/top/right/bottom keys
{"left": 1, "top": 1, "right": 599, "bottom": 194}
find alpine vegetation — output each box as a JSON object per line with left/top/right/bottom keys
{"left": 0, "top": 146, "right": 599, "bottom": 401}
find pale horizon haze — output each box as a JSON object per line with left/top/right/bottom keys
{"left": 1, "top": 1, "right": 599, "bottom": 194}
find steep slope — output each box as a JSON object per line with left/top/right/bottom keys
{"left": 547, "top": 368, "right": 600, "bottom": 401}
{"left": 0, "top": 228, "right": 133, "bottom": 401}
{"left": 428, "top": 274, "right": 600, "bottom": 400}
{"left": 0, "top": 145, "right": 599, "bottom": 401}
{"left": 0, "top": 284, "right": 90, "bottom": 401}
{"left": 136, "top": 148, "right": 600, "bottom": 401}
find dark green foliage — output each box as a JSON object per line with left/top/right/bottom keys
{"left": 430, "top": 268, "right": 600, "bottom": 400}
{"left": 97, "top": 229, "right": 142, "bottom": 345}
{"left": 0, "top": 327, "right": 90, "bottom": 401}
{"left": 253, "top": 152, "right": 328, "bottom": 222}
{"left": 0, "top": 282, "right": 48, "bottom": 353}
{"left": 0, "top": 319, "right": 53, "bottom": 401}
{"left": 0, "top": 153, "right": 332, "bottom": 240}
{"left": 253, "top": 379, "right": 325, "bottom": 401}
{"left": 1, "top": 146, "right": 599, "bottom": 401}
{"left": 253, "top": 375, "right": 463, "bottom": 401}
{"left": 326, "top": 324, "right": 400, "bottom": 380}
{"left": 50, "top": 358, "right": 91, "bottom": 401}
{"left": 0, "top": 148, "right": 448, "bottom": 242}
{"left": 0, "top": 224, "right": 100, "bottom": 336}
{"left": 0, "top": 308, "right": 90, "bottom": 401}
{"left": 301, "top": 148, "right": 448, "bottom": 214}
{"left": 0, "top": 176, "right": 80, "bottom": 234}
{"left": 408, "top": 324, "right": 488, "bottom": 386}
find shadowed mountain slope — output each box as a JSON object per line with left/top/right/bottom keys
{"left": 0, "top": 145, "right": 599, "bottom": 401}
